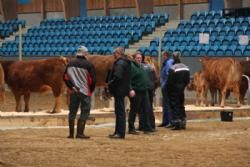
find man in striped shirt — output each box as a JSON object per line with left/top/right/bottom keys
{"left": 64, "top": 46, "right": 96, "bottom": 139}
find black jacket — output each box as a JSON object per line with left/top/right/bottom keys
{"left": 108, "top": 57, "right": 131, "bottom": 97}
{"left": 167, "top": 63, "right": 190, "bottom": 92}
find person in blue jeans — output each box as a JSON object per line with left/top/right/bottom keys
{"left": 158, "top": 51, "right": 174, "bottom": 128}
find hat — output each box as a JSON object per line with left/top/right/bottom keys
{"left": 76, "top": 46, "right": 88, "bottom": 56}
{"left": 113, "top": 47, "right": 125, "bottom": 55}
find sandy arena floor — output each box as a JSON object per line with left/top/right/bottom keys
{"left": 0, "top": 120, "right": 249, "bottom": 167}
{"left": 1, "top": 92, "right": 250, "bottom": 167}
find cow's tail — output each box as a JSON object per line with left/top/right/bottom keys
{"left": 0, "top": 63, "right": 5, "bottom": 103}
{"left": 242, "top": 74, "right": 250, "bottom": 93}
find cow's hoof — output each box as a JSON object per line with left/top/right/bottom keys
{"left": 220, "top": 106, "right": 225, "bottom": 108}
{"left": 50, "top": 110, "right": 61, "bottom": 114}
{"left": 236, "top": 105, "right": 241, "bottom": 108}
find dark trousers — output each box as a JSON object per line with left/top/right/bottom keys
{"left": 68, "top": 92, "right": 91, "bottom": 121}
{"left": 148, "top": 89, "right": 156, "bottom": 129}
{"left": 128, "top": 91, "right": 152, "bottom": 132}
{"left": 168, "top": 88, "right": 186, "bottom": 125}
{"left": 114, "top": 95, "right": 126, "bottom": 137}
{"left": 161, "top": 88, "right": 172, "bottom": 125}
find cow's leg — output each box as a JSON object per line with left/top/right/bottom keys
{"left": 232, "top": 85, "right": 241, "bottom": 107}
{"left": 210, "top": 88, "right": 216, "bottom": 106}
{"left": 24, "top": 92, "right": 30, "bottom": 112}
{"left": 200, "top": 89, "right": 205, "bottom": 107}
{"left": 51, "top": 85, "right": 64, "bottom": 113}
{"left": 220, "top": 88, "right": 227, "bottom": 108}
{"left": 195, "top": 92, "right": 199, "bottom": 106}
{"left": 13, "top": 92, "right": 22, "bottom": 112}
{"left": 203, "top": 88, "right": 208, "bottom": 107}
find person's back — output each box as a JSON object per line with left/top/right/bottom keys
{"left": 109, "top": 56, "right": 131, "bottom": 97}
{"left": 63, "top": 45, "right": 96, "bottom": 139}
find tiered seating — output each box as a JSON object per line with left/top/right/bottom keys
{"left": 138, "top": 37, "right": 159, "bottom": 56}
{"left": 162, "top": 10, "right": 250, "bottom": 56}
{"left": 0, "top": 13, "right": 169, "bottom": 57}
{"left": 0, "top": 19, "right": 25, "bottom": 39}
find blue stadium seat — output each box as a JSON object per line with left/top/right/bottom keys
{"left": 224, "top": 45, "right": 235, "bottom": 56}
{"left": 149, "top": 46, "right": 158, "bottom": 57}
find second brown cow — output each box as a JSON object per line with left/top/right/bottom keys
{"left": 200, "top": 57, "right": 242, "bottom": 107}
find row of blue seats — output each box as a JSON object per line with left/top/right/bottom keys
{"left": 162, "top": 36, "right": 248, "bottom": 47}
{"left": 178, "top": 17, "right": 250, "bottom": 29}
{"left": 138, "top": 46, "right": 159, "bottom": 57}
{"left": 191, "top": 10, "right": 223, "bottom": 20}
{"left": 164, "top": 26, "right": 250, "bottom": 38}
{"left": 0, "top": 19, "right": 25, "bottom": 39}
{"left": 38, "top": 21, "right": 156, "bottom": 30}
{"left": 0, "top": 46, "right": 116, "bottom": 56}
{"left": 4, "top": 38, "right": 130, "bottom": 49}
{"left": 41, "top": 13, "right": 168, "bottom": 27}
{"left": 26, "top": 26, "right": 152, "bottom": 38}
{"left": 162, "top": 45, "right": 250, "bottom": 57}
{"left": 31, "top": 22, "right": 156, "bottom": 33}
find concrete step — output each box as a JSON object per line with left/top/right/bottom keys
{"left": 127, "top": 20, "right": 180, "bottom": 52}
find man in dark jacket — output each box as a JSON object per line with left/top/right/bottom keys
{"left": 108, "top": 47, "right": 131, "bottom": 139}
{"left": 167, "top": 52, "right": 190, "bottom": 130}
{"left": 63, "top": 45, "right": 96, "bottom": 139}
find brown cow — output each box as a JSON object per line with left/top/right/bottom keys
{"left": 0, "top": 57, "right": 67, "bottom": 113}
{"left": 0, "top": 63, "right": 5, "bottom": 103}
{"left": 200, "top": 57, "right": 242, "bottom": 107}
{"left": 187, "top": 71, "right": 208, "bottom": 106}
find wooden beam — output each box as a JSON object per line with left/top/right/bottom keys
{"left": 104, "top": 0, "right": 110, "bottom": 16}
{"left": 41, "top": 0, "right": 46, "bottom": 20}
{"left": 61, "top": 0, "right": 80, "bottom": 20}
{"left": 135, "top": 0, "right": 153, "bottom": 17}
{"left": 177, "top": 0, "right": 184, "bottom": 20}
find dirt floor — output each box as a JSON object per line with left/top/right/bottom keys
{"left": 1, "top": 91, "right": 250, "bottom": 167}
{"left": 0, "top": 120, "right": 249, "bottom": 167}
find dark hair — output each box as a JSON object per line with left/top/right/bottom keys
{"left": 173, "top": 54, "right": 181, "bottom": 64}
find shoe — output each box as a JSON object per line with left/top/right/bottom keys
{"left": 143, "top": 129, "right": 155, "bottom": 134}
{"left": 109, "top": 134, "right": 125, "bottom": 139}
{"left": 76, "top": 134, "right": 90, "bottom": 139}
{"left": 165, "top": 124, "right": 174, "bottom": 128}
{"left": 136, "top": 127, "right": 144, "bottom": 131}
{"left": 128, "top": 130, "right": 139, "bottom": 135}
{"left": 157, "top": 124, "right": 167, "bottom": 127}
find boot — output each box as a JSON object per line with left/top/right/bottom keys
{"left": 76, "top": 120, "right": 90, "bottom": 139}
{"left": 180, "top": 119, "right": 186, "bottom": 129}
{"left": 68, "top": 120, "right": 75, "bottom": 139}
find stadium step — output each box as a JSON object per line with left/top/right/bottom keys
{"left": 125, "top": 20, "right": 180, "bottom": 55}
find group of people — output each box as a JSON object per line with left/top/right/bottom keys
{"left": 63, "top": 45, "right": 190, "bottom": 140}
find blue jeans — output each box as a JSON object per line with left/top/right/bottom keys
{"left": 161, "top": 88, "right": 172, "bottom": 125}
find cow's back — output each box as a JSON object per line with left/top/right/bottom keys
{"left": 3, "top": 58, "right": 66, "bottom": 92}
{"left": 201, "top": 57, "right": 242, "bottom": 90}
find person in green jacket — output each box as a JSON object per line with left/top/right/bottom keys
{"left": 128, "top": 52, "right": 154, "bottom": 134}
